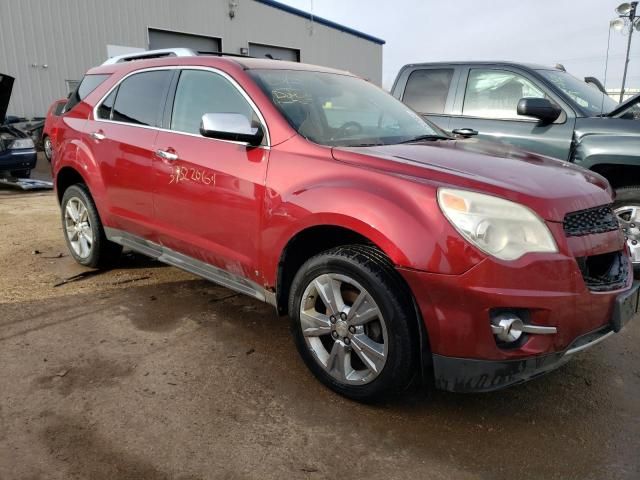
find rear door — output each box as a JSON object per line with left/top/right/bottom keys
{"left": 152, "top": 68, "right": 269, "bottom": 279}
{"left": 87, "top": 69, "right": 173, "bottom": 238}
{"left": 448, "top": 66, "right": 575, "bottom": 160}
{"left": 393, "top": 66, "right": 460, "bottom": 130}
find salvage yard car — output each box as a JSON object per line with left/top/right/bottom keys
{"left": 391, "top": 62, "right": 640, "bottom": 268}
{"left": 0, "top": 73, "right": 37, "bottom": 178}
{"left": 42, "top": 98, "right": 67, "bottom": 162}
{"left": 51, "top": 49, "right": 638, "bottom": 401}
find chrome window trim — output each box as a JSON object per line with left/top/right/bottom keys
{"left": 92, "top": 65, "right": 271, "bottom": 148}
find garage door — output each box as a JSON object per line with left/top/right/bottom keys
{"left": 249, "top": 43, "right": 300, "bottom": 62}
{"left": 148, "top": 28, "right": 221, "bottom": 53}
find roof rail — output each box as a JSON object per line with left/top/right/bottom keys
{"left": 102, "top": 48, "right": 198, "bottom": 65}
{"left": 197, "top": 51, "right": 255, "bottom": 59}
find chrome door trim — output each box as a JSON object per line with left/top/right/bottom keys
{"left": 104, "top": 227, "right": 276, "bottom": 306}
{"left": 92, "top": 65, "right": 271, "bottom": 149}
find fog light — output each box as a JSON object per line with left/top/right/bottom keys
{"left": 491, "top": 314, "right": 524, "bottom": 343}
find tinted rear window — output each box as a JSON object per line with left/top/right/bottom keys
{"left": 53, "top": 102, "right": 66, "bottom": 116}
{"left": 402, "top": 69, "right": 453, "bottom": 114}
{"left": 64, "top": 74, "right": 110, "bottom": 112}
{"left": 111, "top": 70, "right": 172, "bottom": 126}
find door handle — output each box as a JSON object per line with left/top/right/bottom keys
{"left": 155, "top": 149, "right": 178, "bottom": 162}
{"left": 452, "top": 128, "right": 479, "bottom": 137}
{"left": 90, "top": 131, "right": 106, "bottom": 141}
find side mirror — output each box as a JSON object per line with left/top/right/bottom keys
{"left": 200, "top": 113, "right": 264, "bottom": 146}
{"left": 517, "top": 98, "right": 562, "bottom": 124}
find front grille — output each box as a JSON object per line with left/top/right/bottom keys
{"left": 576, "top": 251, "right": 628, "bottom": 292}
{"left": 563, "top": 205, "right": 619, "bottom": 237}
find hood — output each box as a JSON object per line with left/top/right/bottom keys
{"left": 606, "top": 92, "right": 640, "bottom": 119}
{"left": 0, "top": 73, "right": 14, "bottom": 124}
{"left": 332, "top": 138, "right": 612, "bottom": 222}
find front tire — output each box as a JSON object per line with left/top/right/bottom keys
{"left": 61, "top": 184, "right": 122, "bottom": 268}
{"left": 613, "top": 186, "right": 640, "bottom": 271}
{"left": 288, "top": 245, "right": 418, "bottom": 402}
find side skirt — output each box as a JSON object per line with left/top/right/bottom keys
{"left": 104, "top": 227, "right": 277, "bottom": 306}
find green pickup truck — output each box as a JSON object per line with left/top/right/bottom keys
{"left": 391, "top": 62, "right": 640, "bottom": 267}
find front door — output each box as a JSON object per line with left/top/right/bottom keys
{"left": 448, "top": 68, "right": 575, "bottom": 160}
{"left": 152, "top": 68, "right": 269, "bottom": 281}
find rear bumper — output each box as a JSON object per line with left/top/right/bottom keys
{"left": 432, "top": 325, "right": 615, "bottom": 392}
{"left": 0, "top": 149, "right": 37, "bottom": 172}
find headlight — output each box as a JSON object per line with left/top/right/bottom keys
{"left": 437, "top": 188, "right": 558, "bottom": 261}
{"left": 9, "top": 138, "right": 35, "bottom": 149}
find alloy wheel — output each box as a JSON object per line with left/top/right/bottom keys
{"left": 44, "top": 136, "right": 53, "bottom": 160}
{"left": 64, "top": 197, "right": 94, "bottom": 259}
{"left": 299, "top": 273, "right": 388, "bottom": 385}
{"left": 615, "top": 205, "right": 640, "bottom": 264}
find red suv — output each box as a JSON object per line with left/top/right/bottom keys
{"left": 52, "top": 49, "right": 638, "bottom": 401}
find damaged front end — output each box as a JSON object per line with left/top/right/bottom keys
{"left": 0, "top": 73, "right": 37, "bottom": 178}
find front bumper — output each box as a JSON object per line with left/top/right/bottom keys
{"left": 432, "top": 324, "right": 617, "bottom": 392}
{"left": 0, "top": 149, "right": 37, "bottom": 172}
{"left": 399, "top": 245, "right": 637, "bottom": 392}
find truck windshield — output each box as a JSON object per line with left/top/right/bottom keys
{"left": 250, "top": 69, "right": 445, "bottom": 147}
{"left": 537, "top": 69, "right": 618, "bottom": 116}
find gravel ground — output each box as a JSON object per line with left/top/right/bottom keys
{"left": 0, "top": 158, "right": 639, "bottom": 480}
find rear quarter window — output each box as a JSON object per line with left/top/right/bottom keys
{"left": 63, "top": 74, "right": 110, "bottom": 113}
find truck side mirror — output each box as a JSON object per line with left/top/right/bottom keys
{"left": 517, "top": 98, "right": 562, "bottom": 124}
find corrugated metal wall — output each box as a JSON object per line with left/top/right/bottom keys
{"left": 0, "top": 0, "right": 383, "bottom": 118}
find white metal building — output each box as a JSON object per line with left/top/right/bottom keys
{"left": 0, "top": 0, "right": 384, "bottom": 118}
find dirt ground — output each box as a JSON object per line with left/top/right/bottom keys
{"left": 1, "top": 158, "right": 639, "bottom": 480}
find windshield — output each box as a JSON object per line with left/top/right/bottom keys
{"left": 537, "top": 69, "right": 618, "bottom": 116}
{"left": 250, "top": 69, "right": 444, "bottom": 147}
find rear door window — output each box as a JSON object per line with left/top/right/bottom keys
{"left": 463, "top": 69, "right": 545, "bottom": 119}
{"left": 111, "top": 70, "right": 173, "bottom": 127}
{"left": 402, "top": 68, "right": 454, "bottom": 114}
{"left": 64, "top": 74, "right": 110, "bottom": 112}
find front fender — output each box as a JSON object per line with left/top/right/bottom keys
{"left": 573, "top": 132, "right": 640, "bottom": 170}
{"left": 261, "top": 150, "right": 485, "bottom": 286}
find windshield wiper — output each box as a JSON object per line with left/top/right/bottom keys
{"left": 397, "top": 134, "right": 453, "bottom": 144}
{"left": 343, "top": 142, "right": 386, "bottom": 147}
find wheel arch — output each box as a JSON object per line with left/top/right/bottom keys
{"left": 589, "top": 163, "right": 640, "bottom": 190}
{"left": 274, "top": 223, "right": 395, "bottom": 315}
{"left": 55, "top": 166, "right": 88, "bottom": 203}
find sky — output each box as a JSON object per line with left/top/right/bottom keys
{"left": 277, "top": 0, "right": 639, "bottom": 91}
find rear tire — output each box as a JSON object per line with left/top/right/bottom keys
{"left": 613, "top": 186, "right": 640, "bottom": 274}
{"left": 288, "top": 245, "right": 418, "bottom": 402}
{"left": 61, "top": 184, "right": 122, "bottom": 268}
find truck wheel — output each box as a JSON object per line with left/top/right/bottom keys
{"left": 61, "top": 184, "right": 122, "bottom": 268}
{"left": 614, "top": 186, "right": 640, "bottom": 271}
{"left": 288, "top": 245, "right": 417, "bottom": 402}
